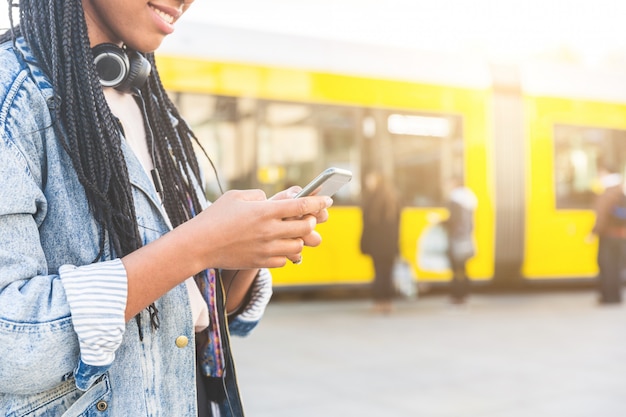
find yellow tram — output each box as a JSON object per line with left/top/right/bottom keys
{"left": 156, "top": 23, "right": 626, "bottom": 290}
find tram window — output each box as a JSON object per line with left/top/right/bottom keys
{"left": 171, "top": 93, "right": 229, "bottom": 199}
{"left": 169, "top": 93, "right": 257, "bottom": 200}
{"left": 388, "top": 113, "right": 463, "bottom": 207}
{"left": 554, "top": 125, "right": 626, "bottom": 209}
{"left": 256, "top": 102, "right": 318, "bottom": 197}
{"left": 318, "top": 107, "right": 359, "bottom": 204}
{"left": 169, "top": 93, "right": 359, "bottom": 203}
{"left": 256, "top": 102, "right": 358, "bottom": 204}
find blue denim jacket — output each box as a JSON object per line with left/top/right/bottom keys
{"left": 0, "top": 38, "right": 265, "bottom": 416}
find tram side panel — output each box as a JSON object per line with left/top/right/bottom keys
{"left": 523, "top": 95, "right": 626, "bottom": 281}
{"left": 157, "top": 55, "right": 495, "bottom": 289}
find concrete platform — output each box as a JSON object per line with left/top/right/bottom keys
{"left": 230, "top": 290, "right": 626, "bottom": 417}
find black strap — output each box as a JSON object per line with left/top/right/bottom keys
{"left": 196, "top": 359, "right": 213, "bottom": 417}
{"left": 195, "top": 271, "right": 246, "bottom": 417}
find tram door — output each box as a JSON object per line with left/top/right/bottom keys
{"left": 364, "top": 111, "right": 467, "bottom": 282}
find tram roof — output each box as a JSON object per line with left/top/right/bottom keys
{"left": 521, "top": 61, "right": 626, "bottom": 104}
{"left": 159, "top": 22, "right": 492, "bottom": 89}
{"left": 160, "top": 22, "right": 626, "bottom": 104}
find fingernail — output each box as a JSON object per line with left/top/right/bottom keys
{"left": 325, "top": 197, "right": 333, "bottom": 207}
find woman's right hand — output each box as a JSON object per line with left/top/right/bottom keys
{"left": 185, "top": 189, "right": 333, "bottom": 270}
{"left": 122, "top": 189, "right": 332, "bottom": 320}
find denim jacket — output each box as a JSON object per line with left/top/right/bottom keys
{"left": 0, "top": 38, "right": 269, "bottom": 417}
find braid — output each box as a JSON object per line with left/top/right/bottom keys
{"left": 18, "top": 0, "right": 140, "bottom": 259}
{"left": 11, "top": 0, "right": 215, "bottom": 329}
{"left": 141, "top": 54, "right": 206, "bottom": 226}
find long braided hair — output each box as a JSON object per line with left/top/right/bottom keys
{"left": 3, "top": 0, "right": 210, "bottom": 330}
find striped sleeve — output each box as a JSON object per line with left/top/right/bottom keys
{"left": 227, "top": 268, "right": 273, "bottom": 336}
{"left": 59, "top": 259, "right": 127, "bottom": 368}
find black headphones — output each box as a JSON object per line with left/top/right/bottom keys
{"left": 92, "top": 43, "right": 151, "bottom": 93}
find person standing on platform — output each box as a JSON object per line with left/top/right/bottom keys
{"left": 589, "top": 164, "right": 626, "bottom": 304}
{"left": 360, "top": 171, "right": 401, "bottom": 314}
{"left": 443, "top": 177, "right": 478, "bottom": 305}
{"left": 0, "top": 1, "right": 332, "bottom": 416}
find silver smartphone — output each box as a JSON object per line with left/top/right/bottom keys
{"left": 294, "top": 167, "right": 353, "bottom": 198}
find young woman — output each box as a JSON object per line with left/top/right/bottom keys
{"left": 0, "top": 1, "right": 332, "bottom": 416}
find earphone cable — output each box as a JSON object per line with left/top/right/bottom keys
{"left": 132, "top": 87, "right": 164, "bottom": 198}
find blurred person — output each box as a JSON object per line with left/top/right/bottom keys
{"left": 360, "top": 171, "right": 401, "bottom": 314}
{"left": 442, "top": 177, "right": 478, "bottom": 304}
{"left": 0, "top": 1, "right": 333, "bottom": 416}
{"left": 588, "top": 164, "right": 626, "bottom": 304}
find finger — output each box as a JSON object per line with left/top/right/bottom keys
{"left": 275, "top": 195, "right": 333, "bottom": 219}
{"left": 253, "top": 214, "right": 316, "bottom": 245}
{"left": 301, "top": 231, "right": 322, "bottom": 248}
{"left": 270, "top": 186, "right": 301, "bottom": 201}
{"left": 283, "top": 215, "right": 318, "bottom": 240}
{"left": 297, "top": 196, "right": 333, "bottom": 218}
{"left": 286, "top": 238, "right": 305, "bottom": 264}
{"left": 263, "top": 255, "right": 290, "bottom": 268}
{"left": 313, "top": 208, "right": 329, "bottom": 224}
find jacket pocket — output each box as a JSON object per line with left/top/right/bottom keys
{"left": 5, "top": 374, "right": 111, "bottom": 417}
{"left": 61, "top": 374, "right": 111, "bottom": 417}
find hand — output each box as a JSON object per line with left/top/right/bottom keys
{"left": 122, "top": 188, "right": 332, "bottom": 320}
{"left": 181, "top": 189, "right": 332, "bottom": 269}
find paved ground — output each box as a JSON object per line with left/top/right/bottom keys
{"left": 230, "top": 289, "right": 626, "bottom": 417}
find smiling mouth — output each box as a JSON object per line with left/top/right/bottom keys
{"left": 149, "top": 4, "right": 175, "bottom": 24}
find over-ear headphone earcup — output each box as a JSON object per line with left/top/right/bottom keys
{"left": 117, "top": 50, "right": 152, "bottom": 93}
{"left": 92, "top": 43, "right": 151, "bottom": 92}
{"left": 93, "top": 43, "right": 130, "bottom": 89}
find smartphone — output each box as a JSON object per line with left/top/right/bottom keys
{"left": 294, "top": 167, "right": 353, "bottom": 198}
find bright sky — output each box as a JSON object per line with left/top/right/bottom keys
{"left": 184, "top": 0, "right": 626, "bottom": 66}
{"left": 2, "top": 0, "right": 626, "bottom": 66}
